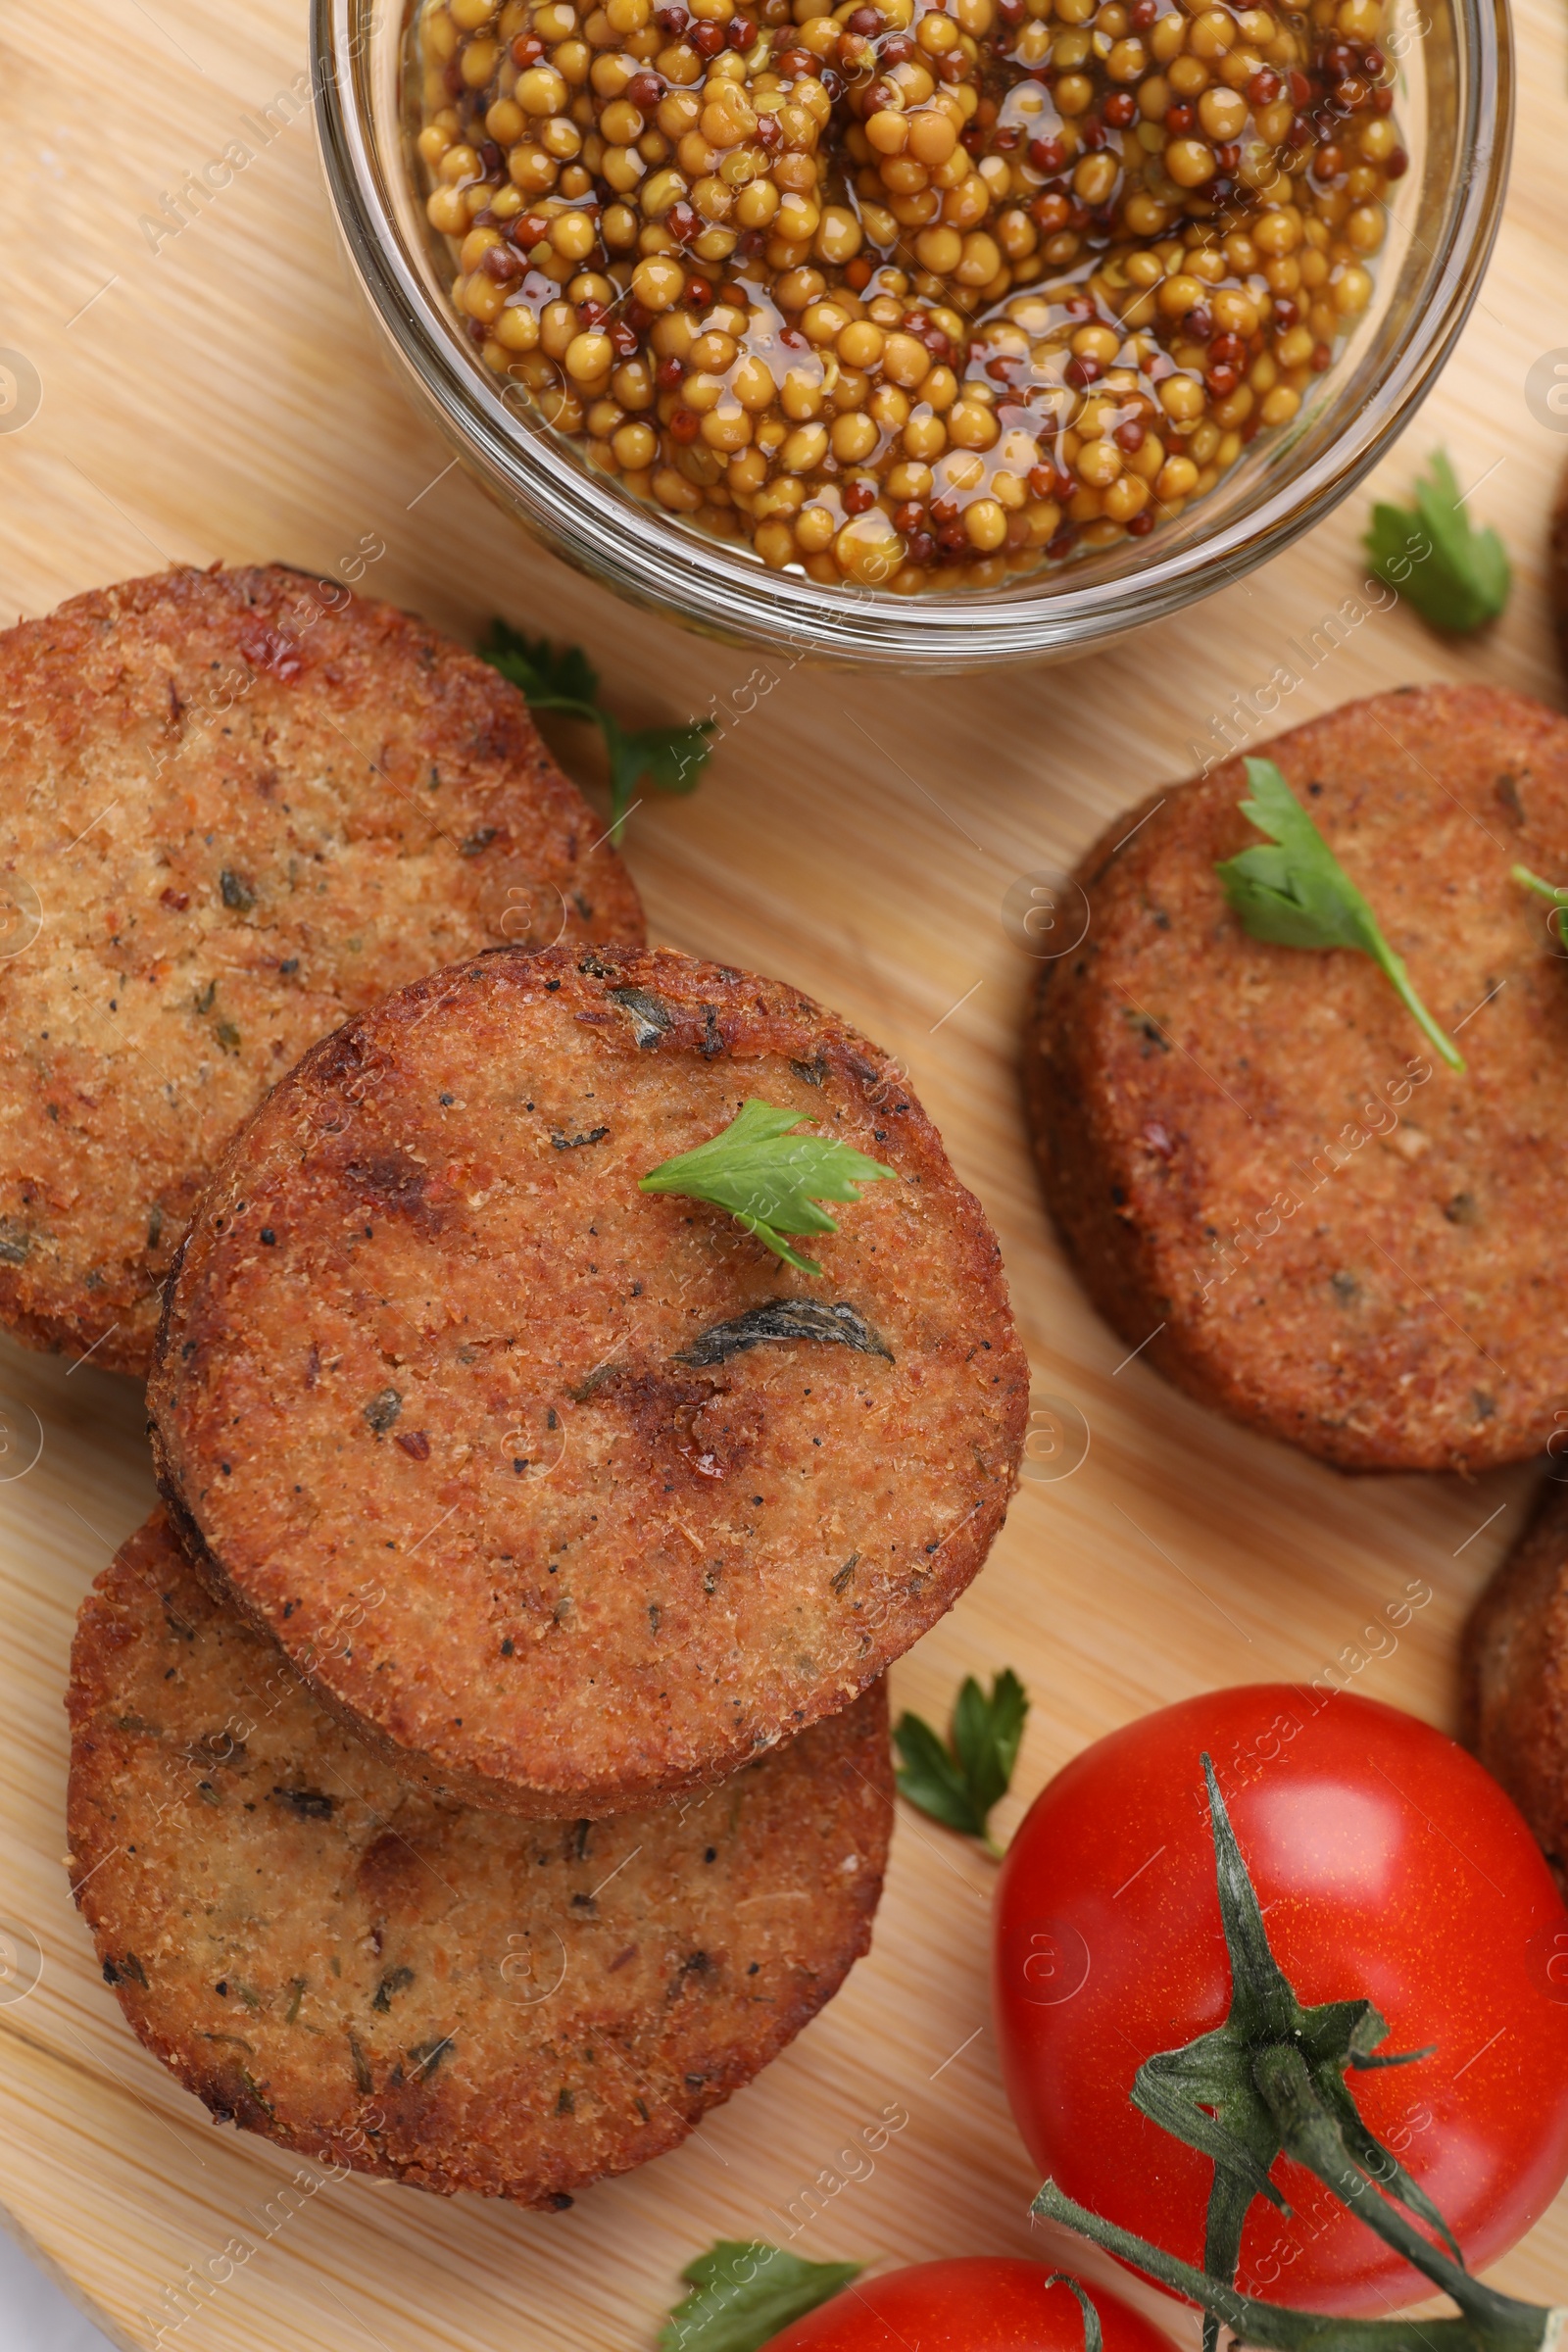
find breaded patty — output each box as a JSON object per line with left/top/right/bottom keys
{"left": 67, "top": 1511, "right": 891, "bottom": 2204}
{"left": 1027, "top": 686, "right": 1568, "bottom": 1472}
{"left": 1463, "top": 1479, "right": 1568, "bottom": 1883}
{"left": 0, "top": 565, "right": 643, "bottom": 1374}
{"left": 149, "top": 944, "right": 1026, "bottom": 1815}
{"left": 1549, "top": 461, "right": 1568, "bottom": 681}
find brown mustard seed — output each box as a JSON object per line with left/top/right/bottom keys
{"left": 413, "top": 0, "right": 1400, "bottom": 593}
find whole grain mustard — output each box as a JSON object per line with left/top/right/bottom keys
{"left": 414, "top": 0, "right": 1403, "bottom": 590}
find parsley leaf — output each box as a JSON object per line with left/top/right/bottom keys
{"left": 1363, "top": 447, "right": 1510, "bottom": 633}
{"left": 1215, "top": 758, "right": 1464, "bottom": 1072}
{"left": 600, "top": 708, "right": 714, "bottom": 822}
{"left": 1514, "top": 863, "right": 1568, "bottom": 909}
{"left": 658, "top": 2241, "right": 861, "bottom": 2352}
{"left": 893, "top": 1669, "right": 1029, "bottom": 1860}
{"left": 639, "top": 1100, "right": 895, "bottom": 1277}
{"left": 481, "top": 621, "right": 600, "bottom": 719}
{"left": 479, "top": 621, "right": 714, "bottom": 839}
{"left": 1514, "top": 864, "right": 1568, "bottom": 956}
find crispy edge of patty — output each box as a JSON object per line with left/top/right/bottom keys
{"left": 1550, "top": 461, "right": 1568, "bottom": 686}
{"left": 1025, "top": 684, "right": 1568, "bottom": 1473}
{"left": 1022, "top": 770, "right": 1181, "bottom": 1381}
{"left": 66, "top": 1509, "right": 894, "bottom": 2204}
{"left": 1462, "top": 1477, "right": 1568, "bottom": 1886}
{"left": 0, "top": 564, "right": 644, "bottom": 1373}
{"left": 147, "top": 941, "right": 1027, "bottom": 1816}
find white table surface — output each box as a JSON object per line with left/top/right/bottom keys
{"left": 0, "top": 2229, "right": 117, "bottom": 2352}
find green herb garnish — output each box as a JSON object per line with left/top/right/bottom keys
{"left": 658, "top": 2241, "right": 861, "bottom": 2352}
{"left": 1513, "top": 862, "right": 1568, "bottom": 934}
{"left": 480, "top": 621, "right": 713, "bottom": 840}
{"left": 639, "top": 1101, "right": 895, "bottom": 1277}
{"left": 1215, "top": 758, "right": 1463, "bottom": 1071}
{"left": 894, "top": 1669, "right": 1029, "bottom": 1860}
{"left": 1363, "top": 448, "right": 1510, "bottom": 633}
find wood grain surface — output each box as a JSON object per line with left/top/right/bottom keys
{"left": 2, "top": 0, "right": 1566, "bottom": 2344}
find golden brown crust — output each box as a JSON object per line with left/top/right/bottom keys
{"left": 149, "top": 943, "right": 1027, "bottom": 1814}
{"left": 1550, "top": 463, "right": 1568, "bottom": 682}
{"left": 1463, "top": 1479, "right": 1568, "bottom": 1882}
{"left": 1026, "top": 685, "right": 1568, "bottom": 1472}
{"left": 0, "top": 564, "right": 644, "bottom": 1374}
{"left": 67, "top": 1511, "right": 892, "bottom": 2205}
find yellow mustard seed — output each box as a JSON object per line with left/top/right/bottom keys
{"left": 413, "top": 0, "right": 1400, "bottom": 592}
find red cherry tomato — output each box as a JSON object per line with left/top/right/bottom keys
{"left": 993, "top": 1686, "right": 1568, "bottom": 2316}
{"left": 762, "top": 2259, "right": 1174, "bottom": 2352}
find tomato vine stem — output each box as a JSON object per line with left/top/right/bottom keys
{"left": 1031, "top": 1756, "right": 1567, "bottom": 2352}
{"left": 1032, "top": 2181, "right": 1564, "bottom": 2352}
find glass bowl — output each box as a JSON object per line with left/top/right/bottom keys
{"left": 312, "top": 0, "right": 1511, "bottom": 669}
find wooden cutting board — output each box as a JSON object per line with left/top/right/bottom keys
{"left": 2, "top": 1, "right": 1566, "bottom": 2343}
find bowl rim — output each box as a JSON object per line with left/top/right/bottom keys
{"left": 312, "top": 0, "right": 1513, "bottom": 669}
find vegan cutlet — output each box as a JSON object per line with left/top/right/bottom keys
{"left": 1464, "top": 1479, "right": 1568, "bottom": 1884}
{"left": 149, "top": 943, "right": 1028, "bottom": 1815}
{"left": 0, "top": 564, "right": 643, "bottom": 1373}
{"left": 1026, "top": 686, "right": 1568, "bottom": 1471}
{"left": 69, "top": 1511, "right": 892, "bottom": 2205}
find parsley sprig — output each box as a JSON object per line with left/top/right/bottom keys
{"left": 657, "top": 2242, "right": 861, "bottom": 2352}
{"left": 893, "top": 1669, "right": 1029, "bottom": 1859}
{"left": 1215, "top": 759, "right": 1464, "bottom": 1071}
{"left": 639, "top": 1101, "right": 895, "bottom": 1277}
{"left": 1363, "top": 448, "right": 1510, "bottom": 634}
{"left": 480, "top": 621, "right": 714, "bottom": 840}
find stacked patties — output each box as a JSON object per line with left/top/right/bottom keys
{"left": 68, "top": 1512, "right": 893, "bottom": 2204}
{"left": 53, "top": 623, "right": 1029, "bottom": 2208}
{"left": 144, "top": 947, "right": 1025, "bottom": 1814}
{"left": 0, "top": 564, "right": 643, "bottom": 1373}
